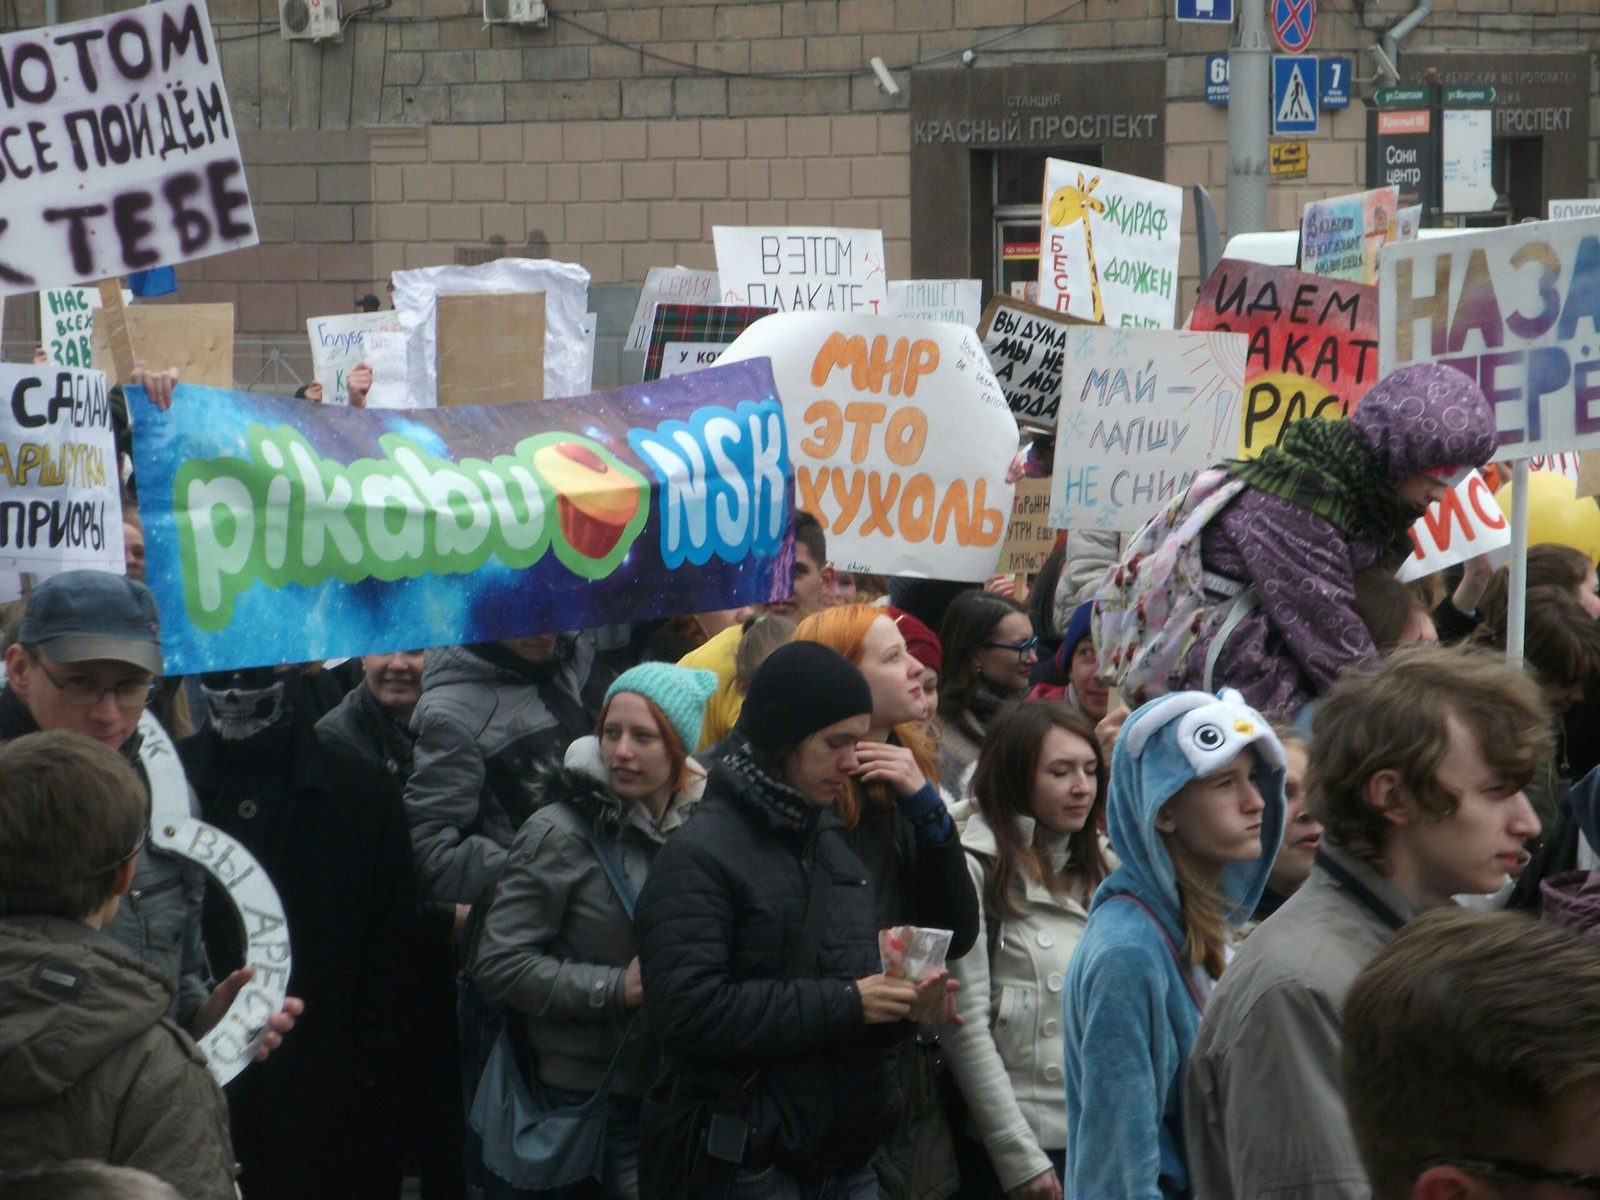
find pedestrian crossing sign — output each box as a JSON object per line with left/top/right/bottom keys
{"left": 1272, "top": 55, "right": 1319, "bottom": 135}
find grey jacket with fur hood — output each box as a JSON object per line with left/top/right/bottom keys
{"left": 471, "top": 736, "right": 703, "bottom": 1099}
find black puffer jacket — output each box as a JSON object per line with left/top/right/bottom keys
{"left": 635, "top": 751, "right": 889, "bottom": 1178}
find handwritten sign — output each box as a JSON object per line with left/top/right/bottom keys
{"left": 0, "top": 364, "right": 123, "bottom": 575}
{"left": 997, "top": 478, "right": 1058, "bottom": 575}
{"left": 1550, "top": 200, "right": 1600, "bottom": 221}
{"left": 1188, "top": 258, "right": 1380, "bottom": 457}
{"left": 1379, "top": 216, "right": 1600, "bottom": 459}
{"left": 713, "top": 226, "right": 888, "bottom": 313}
{"left": 1300, "top": 187, "right": 1398, "bottom": 283}
{"left": 39, "top": 286, "right": 129, "bottom": 368}
{"left": 1398, "top": 470, "right": 1509, "bottom": 582}
{"left": 720, "top": 313, "right": 1020, "bottom": 580}
{"left": 1048, "top": 327, "right": 1247, "bottom": 532}
{"left": 624, "top": 267, "right": 721, "bottom": 352}
{"left": 978, "top": 295, "right": 1091, "bottom": 429}
{"left": 0, "top": 0, "right": 257, "bottom": 296}
{"left": 130, "top": 361, "right": 794, "bottom": 674}
{"left": 1037, "top": 160, "right": 1182, "bottom": 328}
{"left": 306, "top": 311, "right": 404, "bottom": 407}
{"left": 887, "top": 279, "right": 983, "bottom": 327}
{"left": 643, "top": 303, "right": 775, "bottom": 382}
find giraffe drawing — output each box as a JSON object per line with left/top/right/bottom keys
{"left": 1047, "top": 172, "right": 1107, "bottom": 323}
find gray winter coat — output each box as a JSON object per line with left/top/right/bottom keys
{"left": 471, "top": 737, "right": 702, "bottom": 1098}
{"left": 0, "top": 915, "right": 236, "bottom": 1200}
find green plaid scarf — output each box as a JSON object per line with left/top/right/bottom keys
{"left": 1226, "top": 418, "right": 1419, "bottom": 556}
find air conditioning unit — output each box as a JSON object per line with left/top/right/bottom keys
{"left": 483, "top": 0, "right": 547, "bottom": 25}
{"left": 280, "top": 0, "right": 340, "bottom": 41}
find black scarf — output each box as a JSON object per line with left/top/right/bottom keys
{"left": 721, "top": 746, "right": 820, "bottom": 837}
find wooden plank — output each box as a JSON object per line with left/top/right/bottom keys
{"left": 92, "top": 303, "right": 235, "bottom": 389}
{"left": 436, "top": 292, "right": 546, "bottom": 407}
{"left": 95, "top": 279, "right": 137, "bottom": 384}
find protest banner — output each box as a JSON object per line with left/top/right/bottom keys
{"left": 129, "top": 360, "right": 795, "bottom": 674}
{"left": 624, "top": 267, "right": 721, "bottom": 353}
{"left": 435, "top": 292, "right": 545, "bottom": 407}
{"left": 1037, "top": 160, "right": 1183, "bottom": 328}
{"left": 1397, "top": 470, "right": 1509, "bottom": 582}
{"left": 886, "top": 279, "right": 984, "bottom": 327}
{"left": 0, "top": 0, "right": 256, "bottom": 297}
{"left": 91, "top": 302, "right": 234, "bottom": 389}
{"left": 1379, "top": 216, "right": 1600, "bottom": 460}
{"left": 1550, "top": 200, "right": 1600, "bottom": 221}
{"left": 1048, "top": 327, "right": 1247, "bottom": 532}
{"left": 306, "top": 311, "right": 405, "bottom": 407}
{"left": 978, "top": 295, "right": 1093, "bottom": 429}
{"left": 0, "top": 364, "right": 124, "bottom": 576}
{"left": 720, "top": 313, "right": 1019, "bottom": 580}
{"left": 1527, "top": 452, "right": 1581, "bottom": 479}
{"left": 40, "top": 286, "right": 129, "bottom": 368}
{"left": 1299, "top": 186, "right": 1398, "bottom": 283}
{"left": 643, "top": 303, "right": 775, "bottom": 382}
{"left": 997, "top": 478, "right": 1059, "bottom": 576}
{"left": 1188, "top": 258, "right": 1380, "bottom": 457}
{"left": 713, "top": 226, "right": 889, "bottom": 314}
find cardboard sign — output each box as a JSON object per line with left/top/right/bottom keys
{"left": 39, "top": 286, "right": 130, "bottom": 369}
{"left": 435, "top": 292, "right": 545, "bottom": 407}
{"left": 978, "top": 296, "right": 1093, "bottom": 429}
{"left": 1037, "top": 160, "right": 1183, "bottom": 328}
{"left": 713, "top": 226, "right": 888, "bottom": 313}
{"left": 129, "top": 360, "right": 795, "bottom": 674}
{"left": 306, "top": 311, "right": 405, "bottom": 407}
{"left": 719, "top": 313, "right": 1020, "bottom": 580}
{"left": 886, "top": 279, "right": 984, "bottom": 327}
{"left": 1299, "top": 187, "right": 1398, "bottom": 284}
{"left": 997, "top": 478, "right": 1058, "bottom": 575}
{"left": 643, "top": 303, "right": 775, "bottom": 383}
{"left": 1048, "top": 327, "right": 1247, "bottom": 532}
{"left": 91, "top": 302, "right": 235, "bottom": 389}
{"left": 1397, "top": 470, "right": 1509, "bottom": 582}
{"left": 1188, "top": 258, "right": 1380, "bottom": 457}
{"left": 1379, "top": 216, "right": 1600, "bottom": 459}
{"left": 0, "top": 364, "right": 124, "bottom": 576}
{"left": 624, "top": 267, "right": 721, "bottom": 353}
{"left": 0, "top": 0, "right": 256, "bottom": 297}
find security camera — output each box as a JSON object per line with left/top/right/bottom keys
{"left": 1368, "top": 44, "right": 1399, "bottom": 85}
{"left": 961, "top": 49, "right": 977, "bottom": 67}
{"left": 870, "top": 56, "right": 900, "bottom": 96}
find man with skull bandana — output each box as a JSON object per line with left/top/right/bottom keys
{"left": 180, "top": 664, "right": 421, "bottom": 1200}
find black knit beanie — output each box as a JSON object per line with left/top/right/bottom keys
{"left": 740, "top": 641, "right": 873, "bottom": 749}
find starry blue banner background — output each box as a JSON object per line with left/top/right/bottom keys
{"left": 130, "top": 360, "right": 794, "bottom": 675}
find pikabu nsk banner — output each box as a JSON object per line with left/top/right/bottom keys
{"left": 0, "top": 0, "right": 256, "bottom": 296}
{"left": 130, "top": 362, "right": 796, "bottom": 675}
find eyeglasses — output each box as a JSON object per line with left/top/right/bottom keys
{"left": 983, "top": 636, "right": 1041, "bottom": 661}
{"left": 27, "top": 650, "right": 155, "bottom": 710}
{"left": 1420, "top": 1157, "right": 1600, "bottom": 1195}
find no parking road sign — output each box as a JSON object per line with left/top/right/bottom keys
{"left": 1273, "top": 0, "right": 1315, "bottom": 52}
{"left": 1273, "top": 55, "right": 1319, "bottom": 135}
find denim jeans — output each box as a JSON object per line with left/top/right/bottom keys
{"left": 728, "top": 1164, "right": 878, "bottom": 1200}
{"left": 540, "top": 1087, "right": 642, "bottom": 1200}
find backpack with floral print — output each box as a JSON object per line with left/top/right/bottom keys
{"left": 1090, "top": 468, "right": 1249, "bottom": 704}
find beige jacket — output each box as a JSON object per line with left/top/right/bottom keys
{"left": 944, "top": 811, "right": 1091, "bottom": 1192}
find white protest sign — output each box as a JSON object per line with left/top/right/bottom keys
{"left": 357, "top": 329, "right": 411, "bottom": 408}
{"left": 713, "top": 227, "right": 888, "bottom": 314}
{"left": 0, "top": 0, "right": 257, "bottom": 297}
{"left": 720, "top": 313, "right": 1019, "bottom": 579}
{"left": 0, "top": 364, "right": 124, "bottom": 574}
{"left": 1527, "top": 452, "right": 1581, "bottom": 479}
{"left": 1049, "top": 327, "right": 1247, "bottom": 532}
{"left": 887, "top": 279, "right": 983, "bottom": 327}
{"left": 1398, "top": 470, "right": 1509, "bottom": 582}
{"left": 979, "top": 295, "right": 1087, "bottom": 429}
{"left": 658, "top": 342, "right": 728, "bottom": 378}
{"left": 1550, "top": 200, "right": 1600, "bottom": 221}
{"left": 39, "top": 286, "right": 130, "bottom": 368}
{"left": 306, "top": 311, "right": 404, "bottom": 407}
{"left": 624, "top": 267, "right": 720, "bottom": 352}
{"left": 1379, "top": 217, "right": 1600, "bottom": 460}
{"left": 1038, "top": 160, "right": 1182, "bottom": 328}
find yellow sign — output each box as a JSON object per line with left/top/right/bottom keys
{"left": 1270, "top": 140, "right": 1308, "bottom": 179}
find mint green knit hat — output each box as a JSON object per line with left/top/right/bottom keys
{"left": 604, "top": 663, "right": 719, "bottom": 752}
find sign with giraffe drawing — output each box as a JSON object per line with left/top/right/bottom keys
{"left": 1037, "top": 160, "right": 1184, "bottom": 330}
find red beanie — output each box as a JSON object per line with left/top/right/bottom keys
{"left": 886, "top": 606, "right": 942, "bottom": 674}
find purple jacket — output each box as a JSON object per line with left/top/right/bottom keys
{"left": 1180, "top": 364, "right": 1496, "bottom": 713}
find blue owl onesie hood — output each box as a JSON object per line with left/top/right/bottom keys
{"left": 1062, "top": 689, "right": 1286, "bottom": 1200}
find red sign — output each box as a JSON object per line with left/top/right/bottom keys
{"left": 1272, "top": 0, "right": 1315, "bottom": 52}
{"left": 1003, "top": 242, "right": 1041, "bottom": 259}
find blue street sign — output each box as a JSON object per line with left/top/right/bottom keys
{"left": 1272, "top": 55, "right": 1318, "bottom": 135}
{"left": 1178, "top": 0, "right": 1234, "bottom": 21}
{"left": 1320, "top": 56, "right": 1352, "bottom": 108}
{"left": 1205, "top": 54, "right": 1229, "bottom": 105}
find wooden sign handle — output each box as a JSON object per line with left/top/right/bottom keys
{"left": 96, "top": 278, "right": 136, "bottom": 384}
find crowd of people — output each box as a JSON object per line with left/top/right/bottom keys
{"left": 3, "top": 356, "right": 1600, "bottom": 1200}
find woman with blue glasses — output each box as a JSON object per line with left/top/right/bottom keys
{"left": 936, "top": 592, "right": 1040, "bottom": 798}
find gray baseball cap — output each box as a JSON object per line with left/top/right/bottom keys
{"left": 17, "top": 570, "right": 164, "bottom": 676}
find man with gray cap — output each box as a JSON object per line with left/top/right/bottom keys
{"left": 0, "top": 569, "right": 299, "bottom": 1049}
